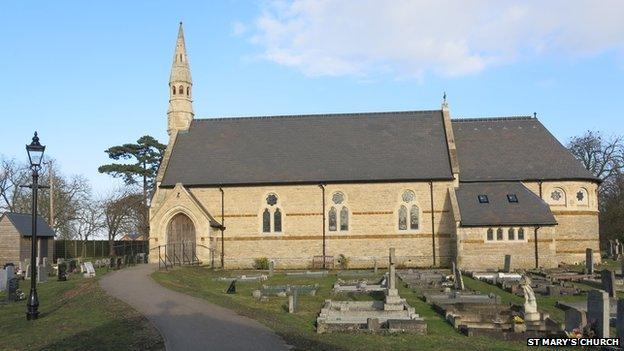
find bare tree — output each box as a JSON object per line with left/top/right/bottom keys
{"left": 567, "top": 131, "right": 623, "bottom": 184}
{"left": 70, "top": 199, "right": 105, "bottom": 257}
{"left": 0, "top": 157, "right": 30, "bottom": 213}
{"left": 103, "top": 188, "right": 143, "bottom": 255}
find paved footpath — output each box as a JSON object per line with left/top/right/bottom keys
{"left": 100, "top": 264, "right": 291, "bottom": 351}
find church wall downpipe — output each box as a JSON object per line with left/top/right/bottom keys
{"left": 319, "top": 184, "right": 326, "bottom": 269}
{"left": 535, "top": 181, "right": 543, "bottom": 268}
{"left": 429, "top": 181, "right": 436, "bottom": 266}
{"left": 219, "top": 187, "right": 225, "bottom": 269}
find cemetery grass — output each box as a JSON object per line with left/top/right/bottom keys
{"left": 152, "top": 267, "right": 545, "bottom": 351}
{"left": 0, "top": 268, "right": 164, "bottom": 351}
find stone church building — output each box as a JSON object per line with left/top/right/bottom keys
{"left": 149, "top": 24, "right": 600, "bottom": 270}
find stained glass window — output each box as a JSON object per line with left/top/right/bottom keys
{"left": 274, "top": 208, "right": 282, "bottom": 232}
{"left": 340, "top": 207, "right": 349, "bottom": 231}
{"left": 410, "top": 205, "right": 419, "bottom": 230}
{"left": 332, "top": 192, "right": 345, "bottom": 205}
{"left": 329, "top": 207, "right": 337, "bottom": 231}
{"left": 402, "top": 190, "right": 415, "bottom": 203}
{"left": 398, "top": 205, "right": 407, "bottom": 230}
{"left": 487, "top": 228, "right": 494, "bottom": 241}
{"left": 496, "top": 228, "right": 503, "bottom": 240}
{"left": 508, "top": 228, "right": 515, "bottom": 240}
{"left": 266, "top": 194, "right": 278, "bottom": 206}
{"left": 518, "top": 228, "right": 525, "bottom": 240}
{"left": 262, "top": 209, "right": 270, "bottom": 233}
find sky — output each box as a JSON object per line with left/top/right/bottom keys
{"left": 0, "top": 1, "right": 623, "bottom": 193}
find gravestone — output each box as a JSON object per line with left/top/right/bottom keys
{"left": 617, "top": 299, "right": 624, "bottom": 347}
{"left": 226, "top": 280, "right": 236, "bottom": 294}
{"left": 385, "top": 247, "right": 401, "bottom": 305}
{"left": 37, "top": 265, "right": 47, "bottom": 283}
{"left": 373, "top": 260, "right": 378, "bottom": 274}
{"left": 609, "top": 240, "right": 616, "bottom": 258}
{"left": 252, "top": 290, "right": 262, "bottom": 299}
{"left": 587, "top": 289, "right": 609, "bottom": 338}
{"left": 0, "top": 269, "right": 6, "bottom": 292}
{"left": 84, "top": 262, "right": 96, "bottom": 278}
{"left": 288, "top": 290, "right": 299, "bottom": 313}
{"left": 601, "top": 269, "right": 616, "bottom": 297}
{"left": 565, "top": 306, "right": 587, "bottom": 332}
{"left": 503, "top": 255, "right": 511, "bottom": 273}
{"left": 367, "top": 318, "right": 380, "bottom": 332}
{"left": 269, "top": 260, "right": 275, "bottom": 277}
{"left": 7, "top": 277, "right": 19, "bottom": 302}
{"left": 25, "top": 264, "right": 31, "bottom": 280}
{"left": 585, "top": 248, "right": 594, "bottom": 275}
{"left": 58, "top": 262, "right": 67, "bottom": 281}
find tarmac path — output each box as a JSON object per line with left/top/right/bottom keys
{"left": 100, "top": 264, "right": 290, "bottom": 351}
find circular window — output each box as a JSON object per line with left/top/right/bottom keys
{"left": 332, "top": 192, "right": 345, "bottom": 205}
{"left": 576, "top": 191, "right": 584, "bottom": 201}
{"left": 266, "top": 194, "right": 278, "bottom": 206}
{"left": 550, "top": 190, "right": 562, "bottom": 201}
{"left": 402, "top": 190, "right": 415, "bottom": 203}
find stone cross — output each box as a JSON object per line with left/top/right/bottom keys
{"left": 601, "top": 269, "right": 616, "bottom": 297}
{"left": 586, "top": 248, "right": 594, "bottom": 275}
{"left": 503, "top": 255, "right": 512, "bottom": 273}
{"left": 453, "top": 261, "right": 465, "bottom": 291}
{"left": 587, "top": 289, "right": 610, "bottom": 338}
{"left": 388, "top": 247, "right": 396, "bottom": 290}
{"left": 617, "top": 299, "right": 624, "bottom": 347}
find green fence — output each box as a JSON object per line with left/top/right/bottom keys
{"left": 54, "top": 240, "right": 149, "bottom": 261}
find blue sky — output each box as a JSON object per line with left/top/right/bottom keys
{"left": 0, "top": 1, "right": 623, "bottom": 193}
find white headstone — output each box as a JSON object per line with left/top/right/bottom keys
{"left": 37, "top": 265, "right": 48, "bottom": 283}
{"left": 83, "top": 262, "right": 96, "bottom": 278}
{"left": 521, "top": 276, "right": 539, "bottom": 322}
{"left": 0, "top": 269, "right": 6, "bottom": 292}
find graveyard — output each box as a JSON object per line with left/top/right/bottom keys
{"left": 0, "top": 261, "right": 163, "bottom": 350}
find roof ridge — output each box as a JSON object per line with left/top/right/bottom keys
{"left": 194, "top": 109, "right": 442, "bottom": 122}
{"left": 452, "top": 116, "right": 535, "bottom": 122}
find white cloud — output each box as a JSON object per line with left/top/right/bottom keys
{"left": 247, "top": 0, "right": 624, "bottom": 78}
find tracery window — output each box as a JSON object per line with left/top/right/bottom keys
{"left": 398, "top": 190, "right": 419, "bottom": 231}
{"left": 549, "top": 188, "right": 566, "bottom": 205}
{"left": 261, "top": 193, "right": 282, "bottom": 233}
{"left": 329, "top": 191, "right": 348, "bottom": 231}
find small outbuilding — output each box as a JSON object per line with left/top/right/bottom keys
{"left": 0, "top": 212, "right": 55, "bottom": 266}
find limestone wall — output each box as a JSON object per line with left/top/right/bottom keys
{"left": 150, "top": 181, "right": 457, "bottom": 268}
{"left": 0, "top": 216, "right": 20, "bottom": 266}
{"left": 522, "top": 180, "right": 600, "bottom": 265}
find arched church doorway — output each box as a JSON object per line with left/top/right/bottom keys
{"left": 166, "top": 213, "right": 196, "bottom": 262}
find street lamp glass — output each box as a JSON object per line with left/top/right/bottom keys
{"left": 26, "top": 132, "right": 45, "bottom": 168}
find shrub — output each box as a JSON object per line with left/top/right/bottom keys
{"left": 338, "top": 254, "right": 349, "bottom": 270}
{"left": 254, "top": 257, "right": 270, "bottom": 270}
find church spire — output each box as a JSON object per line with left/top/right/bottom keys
{"left": 167, "top": 22, "right": 194, "bottom": 137}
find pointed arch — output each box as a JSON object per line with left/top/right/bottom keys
{"left": 328, "top": 207, "right": 337, "bottom": 231}
{"left": 262, "top": 208, "right": 270, "bottom": 233}
{"left": 340, "top": 206, "right": 349, "bottom": 231}
{"left": 179, "top": 85, "right": 184, "bottom": 95}
{"left": 274, "top": 208, "right": 282, "bottom": 232}
{"left": 487, "top": 228, "right": 494, "bottom": 241}
{"left": 172, "top": 86, "right": 176, "bottom": 95}
{"left": 518, "top": 228, "right": 525, "bottom": 240}
{"left": 398, "top": 205, "right": 407, "bottom": 231}
{"left": 410, "top": 205, "right": 419, "bottom": 230}
{"left": 508, "top": 228, "right": 515, "bottom": 240}
{"left": 496, "top": 228, "right": 503, "bottom": 240}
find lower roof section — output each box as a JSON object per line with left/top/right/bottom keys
{"left": 455, "top": 182, "right": 557, "bottom": 227}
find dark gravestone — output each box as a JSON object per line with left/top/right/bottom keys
{"left": 57, "top": 262, "right": 67, "bottom": 281}
{"left": 587, "top": 289, "right": 609, "bottom": 338}
{"left": 116, "top": 257, "right": 122, "bottom": 269}
{"left": 601, "top": 270, "right": 616, "bottom": 297}
{"left": 109, "top": 256, "right": 116, "bottom": 269}
{"left": 503, "top": 255, "right": 511, "bottom": 273}
{"left": 585, "top": 248, "right": 594, "bottom": 275}
{"left": 7, "top": 277, "right": 19, "bottom": 302}
{"left": 226, "top": 280, "right": 236, "bottom": 294}
{"left": 617, "top": 299, "right": 624, "bottom": 347}
{"left": 69, "top": 260, "right": 77, "bottom": 273}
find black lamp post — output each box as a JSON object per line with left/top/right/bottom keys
{"left": 26, "top": 131, "right": 45, "bottom": 321}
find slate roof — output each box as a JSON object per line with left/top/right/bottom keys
{"left": 452, "top": 117, "right": 597, "bottom": 182}
{"left": 1, "top": 212, "right": 55, "bottom": 237}
{"left": 161, "top": 111, "right": 454, "bottom": 186}
{"left": 455, "top": 182, "right": 557, "bottom": 227}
